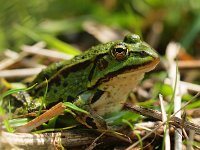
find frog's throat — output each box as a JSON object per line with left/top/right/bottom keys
{"left": 95, "top": 57, "right": 160, "bottom": 86}
{"left": 91, "top": 58, "right": 159, "bottom": 116}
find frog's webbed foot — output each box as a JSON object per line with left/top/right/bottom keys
{"left": 73, "top": 91, "right": 108, "bottom": 130}
{"left": 77, "top": 104, "right": 107, "bottom": 129}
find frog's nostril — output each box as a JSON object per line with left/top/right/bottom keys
{"left": 140, "top": 51, "right": 147, "bottom": 57}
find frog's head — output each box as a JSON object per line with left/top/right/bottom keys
{"left": 88, "top": 34, "right": 159, "bottom": 87}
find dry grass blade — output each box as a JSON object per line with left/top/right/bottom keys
{"left": 0, "top": 68, "right": 43, "bottom": 78}
{"left": 166, "top": 42, "right": 182, "bottom": 150}
{"left": 178, "top": 60, "right": 200, "bottom": 69}
{"left": 83, "top": 21, "right": 123, "bottom": 43}
{"left": 21, "top": 45, "right": 73, "bottom": 60}
{"left": 159, "top": 94, "right": 170, "bottom": 150}
{"left": 0, "top": 51, "right": 28, "bottom": 71}
{"left": 165, "top": 78, "right": 200, "bottom": 92}
{"left": 0, "top": 42, "right": 46, "bottom": 71}
{"left": 16, "top": 102, "right": 66, "bottom": 133}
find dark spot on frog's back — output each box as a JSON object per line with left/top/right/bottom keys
{"left": 53, "top": 75, "right": 62, "bottom": 87}
{"left": 38, "top": 90, "right": 45, "bottom": 96}
{"left": 59, "top": 97, "right": 63, "bottom": 101}
{"left": 60, "top": 60, "right": 92, "bottom": 77}
{"left": 63, "top": 80, "right": 68, "bottom": 87}
{"left": 43, "top": 74, "right": 50, "bottom": 80}
{"left": 97, "top": 58, "right": 108, "bottom": 70}
{"left": 67, "top": 95, "right": 75, "bottom": 102}
{"left": 53, "top": 88, "right": 57, "bottom": 93}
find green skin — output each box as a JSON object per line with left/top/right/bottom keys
{"left": 30, "top": 34, "right": 159, "bottom": 129}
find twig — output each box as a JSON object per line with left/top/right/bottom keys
{"left": 85, "top": 132, "right": 105, "bottom": 150}
{"left": 83, "top": 21, "right": 122, "bottom": 43}
{"left": 0, "top": 42, "right": 45, "bottom": 70}
{"left": 165, "top": 78, "right": 200, "bottom": 92}
{"left": 178, "top": 60, "right": 200, "bottom": 69}
{"left": 124, "top": 103, "right": 200, "bottom": 150}
{"left": 19, "top": 59, "right": 46, "bottom": 68}
{"left": 16, "top": 102, "right": 66, "bottom": 133}
{"left": 124, "top": 103, "right": 200, "bottom": 135}
{"left": 2, "top": 120, "right": 200, "bottom": 149}
{"left": 4, "top": 49, "right": 20, "bottom": 59}
{"left": 0, "top": 51, "right": 28, "bottom": 70}
{"left": 1, "top": 130, "right": 96, "bottom": 149}
{"left": 21, "top": 45, "right": 73, "bottom": 60}
{"left": 0, "top": 68, "right": 43, "bottom": 78}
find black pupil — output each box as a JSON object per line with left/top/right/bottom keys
{"left": 115, "top": 48, "right": 125, "bottom": 53}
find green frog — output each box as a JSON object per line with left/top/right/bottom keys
{"left": 29, "top": 34, "right": 159, "bottom": 129}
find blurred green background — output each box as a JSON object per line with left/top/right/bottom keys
{"left": 0, "top": 0, "right": 200, "bottom": 56}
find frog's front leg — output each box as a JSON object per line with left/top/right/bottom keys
{"left": 73, "top": 90, "right": 107, "bottom": 129}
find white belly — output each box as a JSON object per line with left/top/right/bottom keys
{"left": 91, "top": 71, "right": 144, "bottom": 116}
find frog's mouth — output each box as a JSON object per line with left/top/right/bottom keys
{"left": 123, "top": 57, "right": 160, "bottom": 74}
{"left": 97, "top": 57, "right": 160, "bottom": 84}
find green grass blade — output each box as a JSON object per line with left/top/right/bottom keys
{"left": 32, "top": 125, "right": 77, "bottom": 134}
{"left": 0, "top": 83, "right": 37, "bottom": 101}
{"left": 63, "top": 102, "right": 89, "bottom": 114}
{"left": 7, "top": 118, "right": 29, "bottom": 128}
{"left": 15, "top": 25, "right": 81, "bottom": 55}
{"left": 41, "top": 34, "right": 81, "bottom": 55}
{"left": 37, "top": 79, "right": 48, "bottom": 116}
{"left": 0, "top": 107, "right": 15, "bottom": 132}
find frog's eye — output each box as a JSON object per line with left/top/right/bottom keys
{"left": 111, "top": 44, "right": 128, "bottom": 61}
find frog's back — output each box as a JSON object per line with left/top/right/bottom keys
{"left": 32, "top": 42, "right": 114, "bottom": 84}
{"left": 30, "top": 42, "right": 115, "bottom": 104}
{"left": 31, "top": 60, "right": 70, "bottom": 85}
